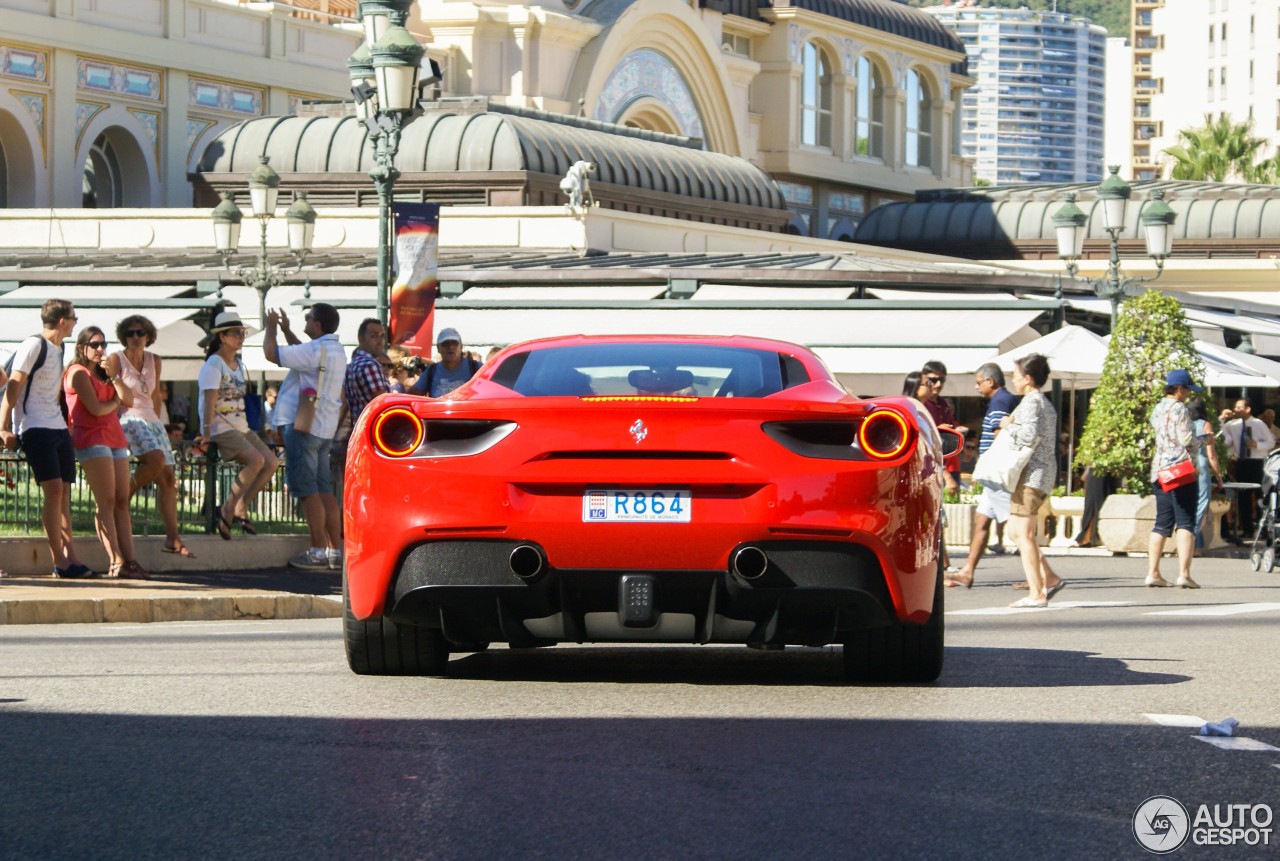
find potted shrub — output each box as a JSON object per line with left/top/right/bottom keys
{"left": 1074, "top": 290, "right": 1209, "bottom": 553}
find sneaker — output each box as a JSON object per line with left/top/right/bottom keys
{"left": 288, "top": 548, "right": 330, "bottom": 570}
{"left": 326, "top": 548, "right": 343, "bottom": 570}
{"left": 54, "top": 563, "right": 99, "bottom": 579}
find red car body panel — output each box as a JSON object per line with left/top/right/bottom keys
{"left": 344, "top": 335, "right": 945, "bottom": 639}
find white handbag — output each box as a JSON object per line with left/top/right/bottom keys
{"left": 972, "top": 429, "right": 1037, "bottom": 492}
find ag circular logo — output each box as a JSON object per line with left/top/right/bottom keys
{"left": 1134, "top": 796, "right": 1191, "bottom": 854}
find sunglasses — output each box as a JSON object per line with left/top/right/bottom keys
{"left": 86, "top": 340, "right": 107, "bottom": 349}
{"left": 124, "top": 328, "right": 147, "bottom": 338}
{"left": 926, "top": 376, "right": 946, "bottom": 385}
{"left": 222, "top": 329, "right": 247, "bottom": 338}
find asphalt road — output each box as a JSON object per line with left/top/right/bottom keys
{"left": 1, "top": 554, "right": 1278, "bottom": 860}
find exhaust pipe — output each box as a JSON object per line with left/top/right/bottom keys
{"left": 732, "top": 546, "right": 769, "bottom": 580}
{"left": 509, "top": 544, "right": 545, "bottom": 579}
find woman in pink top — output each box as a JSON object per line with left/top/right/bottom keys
{"left": 65, "top": 326, "right": 148, "bottom": 579}
{"left": 110, "top": 314, "right": 193, "bottom": 558}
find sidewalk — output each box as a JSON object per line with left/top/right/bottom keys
{"left": 0, "top": 534, "right": 342, "bottom": 625}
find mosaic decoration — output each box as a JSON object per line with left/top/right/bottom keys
{"left": 189, "top": 78, "right": 263, "bottom": 115}
{"left": 75, "top": 101, "right": 107, "bottom": 147}
{"left": 186, "top": 117, "right": 218, "bottom": 164}
{"left": 128, "top": 109, "right": 159, "bottom": 157}
{"left": 77, "top": 58, "right": 162, "bottom": 101}
{"left": 12, "top": 91, "right": 46, "bottom": 164}
{"left": 0, "top": 44, "right": 47, "bottom": 82}
{"left": 593, "top": 49, "right": 704, "bottom": 141}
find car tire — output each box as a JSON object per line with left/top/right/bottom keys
{"left": 343, "top": 579, "right": 449, "bottom": 676}
{"left": 842, "top": 544, "right": 944, "bottom": 683}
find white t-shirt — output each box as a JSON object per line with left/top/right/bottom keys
{"left": 273, "top": 334, "right": 347, "bottom": 439}
{"left": 11, "top": 336, "right": 67, "bottom": 434}
{"left": 197, "top": 354, "right": 249, "bottom": 435}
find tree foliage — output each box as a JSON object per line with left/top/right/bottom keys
{"left": 1074, "top": 291, "right": 1207, "bottom": 494}
{"left": 902, "top": 0, "right": 1129, "bottom": 37}
{"left": 1163, "top": 113, "right": 1279, "bottom": 184}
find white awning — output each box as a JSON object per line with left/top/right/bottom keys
{"left": 0, "top": 286, "right": 208, "bottom": 378}
{"left": 691, "top": 285, "right": 857, "bottom": 301}
{"left": 432, "top": 306, "right": 1047, "bottom": 396}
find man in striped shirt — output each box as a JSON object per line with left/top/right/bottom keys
{"left": 945, "top": 362, "right": 1019, "bottom": 589}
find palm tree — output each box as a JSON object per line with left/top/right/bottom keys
{"left": 1163, "top": 114, "right": 1276, "bottom": 183}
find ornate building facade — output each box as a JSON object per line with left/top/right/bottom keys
{"left": 418, "top": 0, "right": 974, "bottom": 237}
{"left": 0, "top": 0, "right": 359, "bottom": 208}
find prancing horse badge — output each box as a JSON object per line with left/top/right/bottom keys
{"left": 629, "top": 419, "right": 648, "bottom": 444}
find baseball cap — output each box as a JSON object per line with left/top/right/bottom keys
{"left": 1165, "top": 369, "right": 1203, "bottom": 392}
{"left": 437, "top": 327, "right": 462, "bottom": 345}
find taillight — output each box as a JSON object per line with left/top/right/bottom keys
{"left": 372, "top": 408, "right": 424, "bottom": 457}
{"left": 858, "top": 410, "right": 910, "bottom": 459}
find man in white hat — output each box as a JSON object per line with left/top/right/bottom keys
{"left": 411, "top": 327, "right": 481, "bottom": 397}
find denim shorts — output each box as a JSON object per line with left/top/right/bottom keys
{"left": 283, "top": 424, "right": 333, "bottom": 498}
{"left": 75, "top": 445, "right": 130, "bottom": 463}
{"left": 19, "top": 427, "right": 76, "bottom": 484}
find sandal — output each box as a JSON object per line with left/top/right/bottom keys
{"left": 162, "top": 541, "right": 197, "bottom": 559}
{"left": 122, "top": 561, "right": 151, "bottom": 581}
{"left": 106, "top": 562, "right": 124, "bottom": 579}
{"left": 217, "top": 512, "right": 232, "bottom": 541}
{"left": 944, "top": 573, "right": 973, "bottom": 589}
{"left": 233, "top": 515, "right": 258, "bottom": 535}
{"left": 1009, "top": 596, "right": 1048, "bottom": 608}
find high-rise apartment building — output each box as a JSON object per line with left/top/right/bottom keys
{"left": 1136, "top": 0, "right": 1280, "bottom": 180}
{"left": 924, "top": 4, "right": 1107, "bottom": 184}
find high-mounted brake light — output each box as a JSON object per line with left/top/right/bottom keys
{"left": 858, "top": 410, "right": 910, "bottom": 459}
{"left": 372, "top": 408, "right": 424, "bottom": 457}
{"left": 580, "top": 396, "right": 698, "bottom": 403}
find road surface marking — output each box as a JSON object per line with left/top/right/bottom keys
{"left": 1144, "top": 602, "right": 1280, "bottom": 617}
{"left": 1144, "top": 713, "right": 1206, "bottom": 727}
{"left": 1194, "top": 736, "right": 1280, "bottom": 752}
{"left": 948, "top": 601, "right": 1134, "bottom": 616}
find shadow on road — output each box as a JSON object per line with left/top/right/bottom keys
{"left": 438, "top": 645, "right": 1190, "bottom": 690}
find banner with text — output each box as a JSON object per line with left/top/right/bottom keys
{"left": 390, "top": 202, "right": 440, "bottom": 354}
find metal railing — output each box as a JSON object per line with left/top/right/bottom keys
{"left": 0, "top": 441, "right": 306, "bottom": 536}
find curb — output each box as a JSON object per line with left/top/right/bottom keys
{"left": 0, "top": 585, "right": 342, "bottom": 626}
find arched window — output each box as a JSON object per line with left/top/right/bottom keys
{"left": 0, "top": 138, "right": 7, "bottom": 207}
{"left": 800, "top": 43, "right": 832, "bottom": 148}
{"left": 905, "top": 69, "right": 933, "bottom": 168}
{"left": 855, "top": 57, "right": 884, "bottom": 158}
{"left": 83, "top": 134, "right": 122, "bottom": 209}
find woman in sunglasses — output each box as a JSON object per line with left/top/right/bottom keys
{"left": 196, "top": 311, "right": 279, "bottom": 541}
{"left": 64, "top": 327, "right": 149, "bottom": 579}
{"left": 112, "top": 315, "right": 193, "bottom": 559}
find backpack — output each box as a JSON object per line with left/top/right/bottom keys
{"left": 6, "top": 335, "right": 68, "bottom": 421}
{"left": 414, "top": 356, "right": 481, "bottom": 397}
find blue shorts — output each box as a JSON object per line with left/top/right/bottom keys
{"left": 1152, "top": 480, "right": 1198, "bottom": 537}
{"left": 283, "top": 424, "right": 333, "bottom": 498}
{"left": 75, "top": 445, "right": 130, "bottom": 463}
{"left": 19, "top": 427, "right": 76, "bottom": 484}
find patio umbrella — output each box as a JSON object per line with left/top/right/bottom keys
{"left": 1197, "top": 341, "right": 1280, "bottom": 390}
{"left": 988, "top": 325, "right": 1108, "bottom": 490}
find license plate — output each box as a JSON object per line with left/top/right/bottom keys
{"left": 583, "top": 489, "right": 691, "bottom": 522}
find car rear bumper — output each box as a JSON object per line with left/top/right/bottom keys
{"left": 383, "top": 538, "right": 904, "bottom": 647}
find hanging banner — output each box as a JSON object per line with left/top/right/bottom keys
{"left": 389, "top": 202, "right": 440, "bottom": 354}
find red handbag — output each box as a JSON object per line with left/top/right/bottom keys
{"left": 1157, "top": 457, "right": 1197, "bottom": 491}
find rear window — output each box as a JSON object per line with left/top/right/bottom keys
{"left": 490, "top": 343, "right": 811, "bottom": 398}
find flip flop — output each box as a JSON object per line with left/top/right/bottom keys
{"left": 1046, "top": 580, "right": 1068, "bottom": 600}
{"left": 944, "top": 574, "right": 973, "bottom": 589}
{"left": 1009, "top": 596, "right": 1048, "bottom": 608}
{"left": 162, "top": 542, "right": 197, "bottom": 559}
{"left": 233, "top": 516, "right": 258, "bottom": 535}
{"left": 217, "top": 513, "right": 232, "bottom": 541}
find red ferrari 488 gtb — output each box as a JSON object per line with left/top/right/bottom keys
{"left": 343, "top": 335, "right": 956, "bottom": 682}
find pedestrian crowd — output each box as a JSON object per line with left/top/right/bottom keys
{"left": 914, "top": 358, "right": 1275, "bottom": 606}
{"left": 0, "top": 298, "right": 485, "bottom": 578}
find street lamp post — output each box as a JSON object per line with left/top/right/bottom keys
{"left": 1052, "top": 165, "right": 1178, "bottom": 330}
{"left": 348, "top": 0, "right": 429, "bottom": 328}
{"left": 210, "top": 155, "right": 317, "bottom": 385}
